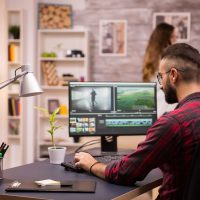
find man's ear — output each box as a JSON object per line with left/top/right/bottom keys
{"left": 170, "top": 68, "right": 179, "bottom": 83}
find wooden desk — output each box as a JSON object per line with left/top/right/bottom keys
{"left": 0, "top": 158, "right": 162, "bottom": 200}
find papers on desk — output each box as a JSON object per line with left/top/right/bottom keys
{"left": 35, "top": 179, "right": 61, "bottom": 186}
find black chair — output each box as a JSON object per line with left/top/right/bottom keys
{"left": 183, "top": 143, "right": 200, "bottom": 200}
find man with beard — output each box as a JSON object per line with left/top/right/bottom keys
{"left": 74, "top": 43, "right": 200, "bottom": 200}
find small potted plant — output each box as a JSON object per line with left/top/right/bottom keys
{"left": 9, "top": 25, "right": 20, "bottom": 39}
{"left": 35, "top": 106, "right": 66, "bottom": 164}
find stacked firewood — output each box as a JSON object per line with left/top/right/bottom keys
{"left": 42, "top": 61, "right": 60, "bottom": 86}
{"left": 39, "top": 4, "right": 72, "bottom": 29}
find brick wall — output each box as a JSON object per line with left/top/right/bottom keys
{"left": 73, "top": 0, "right": 200, "bottom": 81}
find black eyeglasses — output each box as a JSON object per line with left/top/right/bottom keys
{"left": 157, "top": 67, "right": 185, "bottom": 85}
{"left": 157, "top": 69, "right": 171, "bottom": 85}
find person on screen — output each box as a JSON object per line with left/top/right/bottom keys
{"left": 143, "top": 22, "right": 177, "bottom": 117}
{"left": 90, "top": 89, "right": 97, "bottom": 110}
{"left": 74, "top": 43, "right": 200, "bottom": 200}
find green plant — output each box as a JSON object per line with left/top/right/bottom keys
{"left": 35, "top": 106, "right": 61, "bottom": 148}
{"left": 9, "top": 25, "right": 20, "bottom": 39}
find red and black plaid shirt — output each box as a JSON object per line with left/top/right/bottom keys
{"left": 105, "top": 92, "right": 200, "bottom": 200}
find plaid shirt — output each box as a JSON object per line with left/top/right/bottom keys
{"left": 105, "top": 92, "right": 200, "bottom": 200}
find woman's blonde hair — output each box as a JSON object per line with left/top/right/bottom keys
{"left": 143, "top": 23, "right": 175, "bottom": 82}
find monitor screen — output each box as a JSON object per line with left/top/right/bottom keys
{"left": 68, "top": 82, "right": 157, "bottom": 153}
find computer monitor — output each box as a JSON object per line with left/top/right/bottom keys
{"left": 68, "top": 82, "right": 157, "bottom": 154}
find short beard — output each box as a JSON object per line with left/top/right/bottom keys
{"left": 164, "top": 77, "right": 178, "bottom": 104}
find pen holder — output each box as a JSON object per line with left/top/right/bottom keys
{"left": 0, "top": 157, "right": 3, "bottom": 179}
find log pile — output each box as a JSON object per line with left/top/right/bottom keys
{"left": 39, "top": 4, "right": 72, "bottom": 29}
{"left": 42, "top": 61, "right": 60, "bottom": 86}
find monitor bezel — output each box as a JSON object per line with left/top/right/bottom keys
{"left": 68, "top": 81, "right": 157, "bottom": 137}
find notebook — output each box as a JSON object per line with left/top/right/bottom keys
{"left": 5, "top": 180, "right": 96, "bottom": 193}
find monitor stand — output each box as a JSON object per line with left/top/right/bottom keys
{"left": 100, "top": 136, "right": 117, "bottom": 155}
{"left": 86, "top": 136, "right": 132, "bottom": 157}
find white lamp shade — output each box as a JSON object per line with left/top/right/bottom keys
{"left": 19, "top": 72, "right": 43, "bottom": 97}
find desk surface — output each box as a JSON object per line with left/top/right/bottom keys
{"left": 0, "top": 157, "right": 162, "bottom": 200}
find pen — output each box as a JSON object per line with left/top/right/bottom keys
{"left": 2, "top": 145, "right": 9, "bottom": 157}
{"left": 2, "top": 144, "right": 6, "bottom": 151}
{"left": 0, "top": 144, "right": 6, "bottom": 153}
{"left": 0, "top": 142, "right": 4, "bottom": 152}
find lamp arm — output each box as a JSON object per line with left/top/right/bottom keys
{"left": 0, "top": 71, "right": 28, "bottom": 90}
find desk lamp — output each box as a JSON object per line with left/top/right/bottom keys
{"left": 0, "top": 64, "right": 43, "bottom": 96}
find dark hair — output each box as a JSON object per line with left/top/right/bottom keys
{"left": 162, "top": 43, "right": 200, "bottom": 82}
{"left": 162, "top": 43, "right": 200, "bottom": 64}
{"left": 143, "top": 23, "right": 175, "bottom": 82}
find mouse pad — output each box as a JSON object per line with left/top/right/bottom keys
{"left": 5, "top": 180, "right": 96, "bottom": 193}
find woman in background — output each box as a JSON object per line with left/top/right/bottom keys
{"left": 142, "top": 23, "right": 177, "bottom": 117}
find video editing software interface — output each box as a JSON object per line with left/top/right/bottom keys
{"left": 69, "top": 82, "right": 157, "bottom": 137}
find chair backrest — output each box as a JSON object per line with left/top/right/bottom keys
{"left": 183, "top": 143, "right": 200, "bottom": 200}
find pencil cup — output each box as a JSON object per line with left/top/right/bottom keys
{"left": 0, "top": 157, "right": 3, "bottom": 179}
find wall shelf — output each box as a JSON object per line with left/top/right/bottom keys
{"left": 36, "top": 28, "right": 90, "bottom": 160}
{"left": 8, "top": 135, "right": 20, "bottom": 140}
{"left": 40, "top": 57, "right": 85, "bottom": 62}
{"left": 6, "top": 9, "right": 24, "bottom": 168}
{"left": 42, "top": 85, "right": 68, "bottom": 90}
{"left": 39, "top": 115, "right": 68, "bottom": 119}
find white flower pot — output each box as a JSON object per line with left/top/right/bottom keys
{"left": 48, "top": 147, "right": 66, "bottom": 164}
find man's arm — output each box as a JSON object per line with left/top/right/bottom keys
{"left": 74, "top": 116, "right": 180, "bottom": 185}
{"left": 74, "top": 152, "right": 107, "bottom": 179}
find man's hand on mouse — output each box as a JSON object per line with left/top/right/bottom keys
{"left": 74, "top": 152, "right": 97, "bottom": 172}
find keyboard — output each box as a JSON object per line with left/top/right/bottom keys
{"left": 61, "top": 154, "right": 125, "bottom": 173}
{"left": 94, "top": 154, "right": 125, "bottom": 163}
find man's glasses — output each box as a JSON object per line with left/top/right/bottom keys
{"left": 157, "top": 70, "right": 171, "bottom": 85}
{"left": 157, "top": 68, "right": 185, "bottom": 85}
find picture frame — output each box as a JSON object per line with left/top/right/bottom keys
{"left": 99, "top": 20, "right": 127, "bottom": 56}
{"left": 47, "top": 99, "right": 60, "bottom": 114}
{"left": 38, "top": 3, "right": 72, "bottom": 29}
{"left": 153, "top": 12, "right": 191, "bottom": 42}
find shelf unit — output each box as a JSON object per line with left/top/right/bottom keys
{"left": 36, "top": 28, "right": 89, "bottom": 159}
{"left": 6, "top": 9, "right": 24, "bottom": 168}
